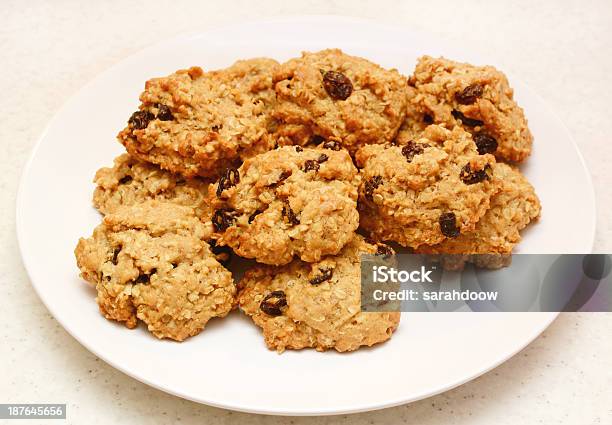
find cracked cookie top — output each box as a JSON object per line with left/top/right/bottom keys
{"left": 118, "top": 58, "right": 279, "bottom": 179}
{"left": 93, "top": 153, "right": 211, "bottom": 217}
{"left": 273, "top": 49, "right": 408, "bottom": 154}
{"left": 417, "top": 162, "right": 540, "bottom": 255}
{"left": 402, "top": 56, "right": 532, "bottom": 162}
{"left": 356, "top": 125, "right": 501, "bottom": 249}
{"left": 74, "top": 201, "right": 235, "bottom": 341}
{"left": 237, "top": 234, "right": 400, "bottom": 353}
{"left": 209, "top": 145, "right": 360, "bottom": 265}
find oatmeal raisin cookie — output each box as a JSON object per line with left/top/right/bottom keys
{"left": 209, "top": 145, "right": 360, "bottom": 265}
{"left": 403, "top": 56, "right": 532, "bottom": 162}
{"left": 93, "top": 153, "right": 211, "bottom": 217}
{"left": 118, "top": 58, "right": 279, "bottom": 178}
{"left": 237, "top": 235, "right": 400, "bottom": 352}
{"left": 74, "top": 201, "right": 235, "bottom": 341}
{"left": 273, "top": 49, "right": 408, "bottom": 154}
{"left": 356, "top": 125, "right": 501, "bottom": 249}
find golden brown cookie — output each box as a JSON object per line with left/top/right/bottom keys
{"left": 93, "top": 153, "right": 211, "bottom": 217}
{"left": 237, "top": 235, "right": 400, "bottom": 353}
{"left": 273, "top": 49, "right": 408, "bottom": 154}
{"left": 404, "top": 56, "right": 532, "bottom": 162}
{"left": 417, "top": 162, "right": 541, "bottom": 255}
{"left": 209, "top": 145, "right": 360, "bottom": 265}
{"left": 118, "top": 58, "right": 279, "bottom": 179}
{"left": 74, "top": 201, "right": 235, "bottom": 341}
{"left": 356, "top": 125, "right": 501, "bottom": 249}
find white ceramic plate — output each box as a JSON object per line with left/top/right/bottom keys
{"left": 17, "top": 16, "right": 596, "bottom": 416}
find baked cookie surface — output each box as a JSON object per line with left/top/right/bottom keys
{"left": 356, "top": 125, "right": 501, "bottom": 249}
{"left": 118, "top": 58, "right": 279, "bottom": 179}
{"left": 209, "top": 145, "right": 360, "bottom": 265}
{"left": 273, "top": 49, "right": 408, "bottom": 154}
{"left": 93, "top": 153, "right": 210, "bottom": 216}
{"left": 404, "top": 56, "right": 532, "bottom": 162}
{"left": 417, "top": 162, "right": 540, "bottom": 255}
{"left": 74, "top": 201, "right": 235, "bottom": 341}
{"left": 237, "top": 235, "right": 400, "bottom": 352}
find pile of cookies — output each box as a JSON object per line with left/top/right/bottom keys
{"left": 74, "top": 49, "right": 541, "bottom": 352}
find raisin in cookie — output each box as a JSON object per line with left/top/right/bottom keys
{"left": 356, "top": 125, "right": 501, "bottom": 249}
{"left": 118, "top": 58, "right": 279, "bottom": 179}
{"left": 405, "top": 56, "right": 532, "bottom": 162}
{"left": 417, "top": 162, "right": 541, "bottom": 256}
{"left": 237, "top": 235, "right": 400, "bottom": 353}
{"left": 93, "top": 153, "right": 211, "bottom": 217}
{"left": 273, "top": 49, "right": 408, "bottom": 154}
{"left": 74, "top": 201, "right": 235, "bottom": 341}
{"left": 209, "top": 145, "right": 360, "bottom": 265}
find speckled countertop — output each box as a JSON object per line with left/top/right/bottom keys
{"left": 1, "top": 1, "right": 611, "bottom": 424}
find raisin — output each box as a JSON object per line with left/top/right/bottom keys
{"left": 375, "top": 244, "right": 394, "bottom": 258}
{"left": 455, "top": 84, "right": 484, "bottom": 105}
{"left": 278, "top": 169, "right": 292, "bottom": 181}
{"left": 309, "top": 268, "right": 333, "bottom": 285}
{"left": 282, "top": 201, "right": 300, "bottom": 225}
{"left": 212, "top": 209, "right": 236, "bottom": 232}
{"left": 111, "top": 247, "right": 121, "bottom": 265}
{"left": 155, "top": 104, "right": 174, "bottom": 121}
{"left": 118, "top": 175, "right": 133, "bottom": 185}
{"left": 364, "top": 176, "right": 383, "bottom": 201}
{"left": 295, "top": 146, "right": 304, "bottom": 152}
{"left": 260, "top": 291, "right": 287, "bottom": 316}
{"left": 211, "top": 124, "right": 222, "bottom": 132}
{"left": 216, "top": 167, "right": 240, "bottom": 197}
{"left": 322, "top": 70, "right": 353, "bottom": 100}
{"left": 135, "top": 274, "right": 149, "bottom": 284}
{"left": 439, "top": 212, "right": 460, "bottom": 238}
{"left": 134, "top": 268, "right": 156, "bottom": 285}
{"left": 303, "top": 160, "right": 319, "bottom": 173}
{"left": 209, "top": 240, "right": 232, "bottom": 265}
{"left": 474, "top": 132, "right": 498, "bottom": 155}
{"left": 402, "top": 142, "right": 427, "bottom": 162}
{"left": 317, "top": 154, "right": 328, "bottom": 164}
{"left": 323, "top": 140, "right": 342, "bottom": 151}
{"left": 248, "top": 209, "right": 263, "bottom": 223}
{"left": 451, "top": 110, "right": 484, "bottom": 127}
{"left": 309, "top": 135, "right": 325, "bottom": 144}
{"left": 128, "top": 110, "right": 154, "bottom": 130}
{"left": 423, "top": 114, "right": 434, "bottom": 124}
{"left": 267, "top": 170, "right": 291, "bottom": 188}
{"left": 460, "top": 163, "right": 492, "bottom": 185}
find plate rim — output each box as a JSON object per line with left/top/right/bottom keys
{"left": 15, "top": 15, "right": 597, "bottom": 416}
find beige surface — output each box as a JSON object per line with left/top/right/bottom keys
{"left": 1, "top": 0, "right": 611, "bottom": 424}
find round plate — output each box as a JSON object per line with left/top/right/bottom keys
{"left": 16, "top": 16, "right": 595, "bottom": 416}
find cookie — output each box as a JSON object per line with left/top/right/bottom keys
{"left": 417, "top": 162, "right": 540, "bottom": 256}
{"left": 404, "top": 56, "right": 532, "bottom": 162}
{"left": 273, "top": 49, "right": 408, "bottom": 154}
{"left": 237, "top": 235, "right": 400, "bottom": 352}
{"left": 74, "top": 201, "right": 235, "bottom": 341}
{"left": 209, "top": 145, "right": 360, "bottom": 265}
{"left": 93, "top": 153, "right": 211, "bottom": 217}
{"left": 356, "top": 125, "right": 501, "bottom": 249}
{"left": 118, "top": 58, "right": 279, "bottom": 179}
